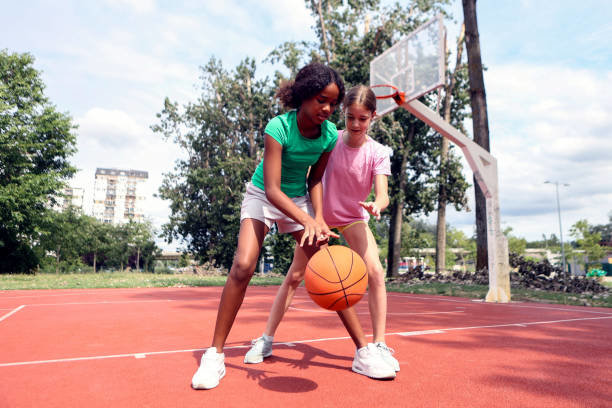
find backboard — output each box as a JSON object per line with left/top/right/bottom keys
{"left": 370, "top": 15, "right": 446, "bottom": 116}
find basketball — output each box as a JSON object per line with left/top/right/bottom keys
{"left": 304, "top": 245, "right": 368, "bottom": 311}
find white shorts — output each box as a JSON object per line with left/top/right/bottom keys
{"left": 240, "top": 182, "right": 313, "bottom": 234}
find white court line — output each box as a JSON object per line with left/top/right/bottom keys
{"left": 23, "top": 299, "right": 176, "bottom": 307}
{"left": 3, "top": 314, "right": 611, "bottom": 368}
{"left": 394, "top": 315, "right": 612, "bottom": 336}
{"left": 0, "top": 288, "right": 167, "bottom": 299}
{"left": 486, "top": 303, "right": 612, "bottom": 315}
{"left": 0, "top": 305, "right": 25, "bottom": 322}
{"left": 386, "top": 293, "right": 612, "bottom": 315}
{"left": 288, "top": 306, "right": 464, "bottom": 316}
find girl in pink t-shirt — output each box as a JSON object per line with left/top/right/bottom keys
{"left": 245, "top": 85, "right": 399, "bottom": 374}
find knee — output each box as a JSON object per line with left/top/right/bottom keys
{"left": 285, "top": 268, "right": 305, "bottom": 289}
{"left": 229, "top": 256, "right": 255, "bottom": 286}
{"left": 367, "top": 263, "right": 385, "bottom": 288}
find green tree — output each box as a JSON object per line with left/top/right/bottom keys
{"left": 591, "top": 211, "right": 612, "bottom": 244}
{"left": 126, "top": 220, "right": 156, "bottom": 272}
{"left": 400, "top": 219, "right": 435, "bottom": 259}
{"left": 0, "top": 50, "right": 77, "bottom": 273}
{"left": 81, "top": 216, "right": 110, "bottom": 273}
{"left": 38, "top": 207, "right": 88, "bottom": 273}
{"left": 570, "top": 219, "right": 605, "bottom": 272}
{"left": 155, "top": 0, "right": 468, "bottom": 274}
{"left": 435, "top": 24, "right": 471, "bottom": 273}
{"left": 153, "top": 58, "right": 277, "bottom": 269}
{"left": 140, "top": 240, "right": 161, "bottom": 272}
{"left": 446, "top": 227, "right": 475, "bottom": 271}
{"left": 104, "top": 223, "right": 131, "bottom": 271}
{"left": 280, "top": 0, "right": 468, "bottom": 277}
{"left": 503, "top": 227, "right": 527, "bottom": 256}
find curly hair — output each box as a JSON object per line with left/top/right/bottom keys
{"left": 276, "top": 63, "right": 345, "bottom": 109}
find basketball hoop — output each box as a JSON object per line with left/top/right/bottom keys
{"left": 371, "top": 84, "right": 406, "bottom": 106}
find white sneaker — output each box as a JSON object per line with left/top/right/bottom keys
{"left": 244, "top": 335, "right": 273, "bottom": 364}
{"left": 191, "top": 347, "right": 225, "bottom": 389}
{"left": 352, "top": 343, "right": 396, "bottom": 379}
{"left": 375, "top": 342, "right": 400, "bottom": 372}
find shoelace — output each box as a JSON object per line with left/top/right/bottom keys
{"left": 376, "top": 343, "right": 395, "bottom": 355}
{"left": 251, "top": 337, "right": 267, "bottom": 347}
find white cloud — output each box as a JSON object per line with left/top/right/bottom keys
{"left": 444, "top": 63, "right": 612, "bottom": 240}
{"left": 105, "top": 0, "right": 156, "bottom": 13}
{"left": 77, "top": 108, "right": 146, "bottom": 147}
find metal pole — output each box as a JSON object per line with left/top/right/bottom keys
{"left": 554, "top": 182, "right": 567, "bottom": 280}
{"left": 545, "top": 181, "right": 568, "bottom": 279}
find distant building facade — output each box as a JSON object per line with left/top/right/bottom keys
{"left": 53, "top": 186, "right": 84, "bottom": 212}
{"left": 93, "top": 168, "right": 148, "bottom": 224}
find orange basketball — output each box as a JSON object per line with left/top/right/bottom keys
{"left": 305, "top": 245, "right": 368, "bottom": 311}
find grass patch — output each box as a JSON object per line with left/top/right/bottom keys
{"left": 0, "top": 272, "right": 284, "bottom": 290}
{"left": 386, "top": 281, "right": 489, "bottom": 298}
{"left": 1, "top": 273, "right": 609, "bottom": 308}
{"left": 386, "top": 281, "right": 611, "bottom": 308}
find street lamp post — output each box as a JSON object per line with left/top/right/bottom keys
{"left": 544, "top": 181, "right": 569, "bottom": 279}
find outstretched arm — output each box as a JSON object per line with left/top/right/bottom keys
{"left": 358, "top": 174, "right": 389, "bottom": 220}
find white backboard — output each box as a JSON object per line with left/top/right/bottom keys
{"left": 370, "top": 15, "right": 446, "bottom": 116}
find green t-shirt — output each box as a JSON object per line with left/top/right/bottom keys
{"left": 251, "top": 110, "right": 338, "bottom": 197}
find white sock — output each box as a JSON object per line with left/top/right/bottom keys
{"left": 262, "top": 334, "right": 273, "bottom": 342}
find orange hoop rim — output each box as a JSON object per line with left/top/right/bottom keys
{"left": 371, "top": 84, "right": 406, "bottom": 105}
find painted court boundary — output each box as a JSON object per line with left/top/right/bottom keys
{"left": 2, "top": 313, "right": 610, "bottom": 368}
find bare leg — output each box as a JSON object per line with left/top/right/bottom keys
{"left": 343, "top": 223, "right": 387, "bottom": 343}
{"left": 211, "top": 219, "right": 268, "bottom": 352}
{"left": 336, "top": 307, "right": 367, "bottom": 349}
{"left": 296, "top": 232, "right": 369, "bottom": 350}
{"left": 263, "top": 245, "right": 309, "bottom": 336}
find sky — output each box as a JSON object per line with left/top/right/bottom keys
{"left": 2, "top": 0, "right": 611, "bottom": 250}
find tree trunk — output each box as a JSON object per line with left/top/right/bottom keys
{"left": 386, "top": 123, "right": 413, "bottom": 278}
{"left": 462, "top": 0, "right": 491, "bottom": 272}
{"left": 436, "top": 24, "right": 465, "bottom": 274}
{"left": 93, "top": 252, "right": 97, "bottom": 273}
{"left": 136, "top": 248, "right": 141, "bottom": 272}
{"left": 387, "top": 200, "right": 404, "bottom": 278}
{"left": 311, "top": 0, "right": 332, "bottom": 64}
{"left": 56, "top": 245, "right": 61, "bottom": 274}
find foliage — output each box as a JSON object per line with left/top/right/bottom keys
{"left": 503, "top": 227, "right": 527, "bottom": 255}
{"left": 591, "top": 211, "right": 612, "bottom": 244}
{"left": 526, "top": 233, "right": 560, "bottom": 249}
{"left": 271, "top": 0, "right": 469, "bottom": 277}
{"left": 153, "top": 58, "right": 277, "bottom": 269}
{"left": 154, "top": 1, "right": 469, "bottom": 273}
{"left": 35, "top": 209, "right": 160, "bottom": 274}
{"left": 38, "top": 207, "right": 90, "bottom": 273}
{"left": 446, "top": 226, "right": 475, "bottom": 267}
{"left": 570, "top": 219, "right": 605, "bottom": 271}
{"left": 0, "top": 50, "right": 77, "bottom": 273}
{"left": 400, "top": 218, "right": 435, "bottom": 258}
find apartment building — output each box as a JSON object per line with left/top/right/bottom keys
{"left": 53, "top": 186, "right": 84, "bottom": 212}
{"left": 92, "top": 168, "right": 148, "bottom": 224}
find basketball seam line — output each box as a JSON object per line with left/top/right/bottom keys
{"left": 329, "top": 247, "right": 349, "bottom": 308}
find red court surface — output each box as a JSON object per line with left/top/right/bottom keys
{"left": 1, "top": 286, "right": 611, "bottom": 407}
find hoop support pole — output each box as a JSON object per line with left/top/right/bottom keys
{"left": 402, "top": 99, "right": 510, "bottom": 303}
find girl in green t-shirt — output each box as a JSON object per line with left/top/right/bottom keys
{"left": 192, "top": 63, "right": 395, "bottom": 390}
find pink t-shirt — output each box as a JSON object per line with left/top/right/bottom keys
{"left": 322, "top": 130, "right": 392, "bottom": 226}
